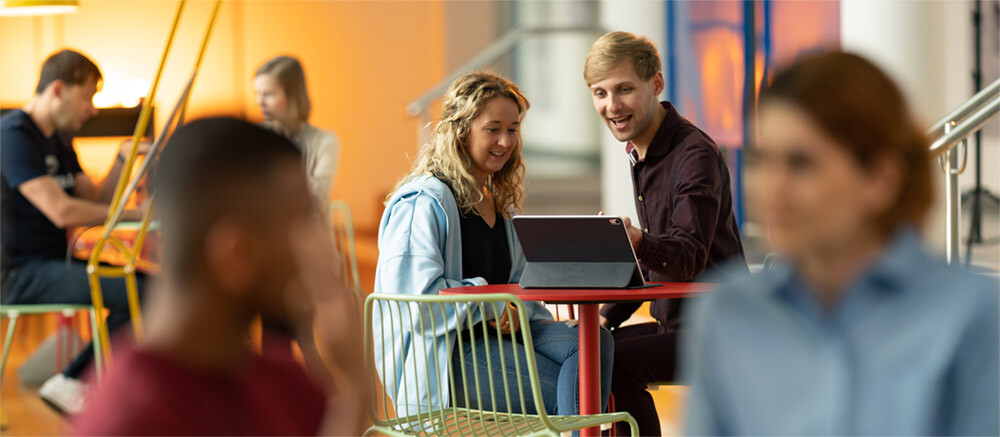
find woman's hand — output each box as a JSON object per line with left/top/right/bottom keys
{"left": 488, "top": 303, "right": 521, "bottom": 334}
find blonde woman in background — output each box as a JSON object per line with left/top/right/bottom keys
{"left": 254, "top": 55, "right": 339, "bottom": 208}
{"left": 254, "top": 55, "right": 340, "bottom": 387}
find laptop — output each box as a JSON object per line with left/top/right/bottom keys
{"left": 512, "top": 215, "right": 648, "bottom": 289}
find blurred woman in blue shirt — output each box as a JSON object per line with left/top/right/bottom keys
{"left": 683, "top": 52, "right": 999, "bottom": 436}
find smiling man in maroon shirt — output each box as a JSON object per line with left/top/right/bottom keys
{"left": 584, "top": 31, "right": 747, "bottom": 436}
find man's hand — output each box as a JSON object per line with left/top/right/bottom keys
{"left": 600, "top": 315, "right": 611, "bottom": 330}
{"left": 621, "top": 217, "right": 644, "bottom": 250}
{"left": 489, "top": 303, "right": 521, "bottom": 334}
{"left": 288, "top": 215, "right": 362, "bottom": 374}
{"left": 289, "top": 214, "right": 368, "bottom": 435}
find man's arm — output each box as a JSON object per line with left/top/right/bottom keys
{"left": 20, "top": 175, "right": 115, "bottom": 228}
{"left": 289, "top": 216, "right": 369, "bottom": 435}
{"left": 633, "top": 147, "right": 728, "bottom": 281}
{"left": 77, "top": 139, "right": 150, "bottom": 203}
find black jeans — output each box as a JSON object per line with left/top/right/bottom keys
{"left": 1, "top": 259, "right": 147, "bottom": 379}
{"left": 611, "top": 322, "right": 678, "bottom": 436}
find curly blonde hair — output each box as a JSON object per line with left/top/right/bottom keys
{"left": 393, "top": 72, "right": 530, "bottom": 218}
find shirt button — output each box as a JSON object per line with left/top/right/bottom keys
{"left": 638, "top": 195, "right": 644, "bottom": 202}
{"left": 644, "top": 228, "right": 649, "bottom": 233}
{"left": 662, "top": 262, "right": 667, "bottom": 267}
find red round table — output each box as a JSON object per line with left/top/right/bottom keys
{"left": 441, "top": 282, "right": 710, "bottom": 436}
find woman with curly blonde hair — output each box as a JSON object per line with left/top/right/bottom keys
{"left": 374, "top": 72, "right": 613, "bottom": 418}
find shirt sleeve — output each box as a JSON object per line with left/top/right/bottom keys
{"left": 682, "top": 286, "right": 730, "bottom": 436}
{"left": 308, "top": 130, "right": 339, "bottom": 204}
{"left": 1, "top": 125, "right": 48, "bottom": 189}
{"left": 375, "top": 193, "right": 496, "bottom": 338}
{"left": 635, "top": 146, "right": 727, "bottom": 281}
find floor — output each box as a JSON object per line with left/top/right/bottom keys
{"left": 1, "top": 313, "right": 71, "bottom": 436}
{"left": 1, "top": 290, "right": 687, "bottom": 437}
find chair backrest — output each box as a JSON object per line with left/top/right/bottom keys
{"left": 547, "top": 303, "right": 576, "bottom": 321}
{"left": 364, "top": 292, "right": 555, "bottom": 436}
{"left": 329, "top": 200, "right": 360, "bottom": 290}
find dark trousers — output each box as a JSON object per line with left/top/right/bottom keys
{"left": 1, "top": 259, "right": 147, "bottom": 379}
{"left": 611, "top": 322, "right": 677, "bottom": 437}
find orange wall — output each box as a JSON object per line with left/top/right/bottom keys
{"left": 1, "top": 0, "right": 447, "bottom": 228}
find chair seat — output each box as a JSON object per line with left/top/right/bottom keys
{"left": 646, "top": 380, "right": 678, "bottom": 390}
{"left": 1, "top": 304, "right": 94, "bottom": 317}
{"left": 370, "top": 408, "right": 635, "bottom": 436}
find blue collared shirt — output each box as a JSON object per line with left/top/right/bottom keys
{"left": 683, "top": 229, "right": 999, "bottom": 436}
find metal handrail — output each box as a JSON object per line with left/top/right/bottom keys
{"left": 926, "top": 76, "right": 999, "bottom": 265}
{"left": 405, "top": 25, "right": 604, "bottom": 118}
{"left": 929, "top": 96, "right": 999, "bottom": 157}
{"left": 926, "top": 77, "right": 1000, "bottom": 143}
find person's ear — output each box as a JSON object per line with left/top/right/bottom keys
{"left": 651, "top": 72, "right": 665, "bottom": 97}
{"left": 48, "top": 80, "right": 64, "bottom": 100}
{"left": 203, "top": 219, "right": 256, "bottom": 298}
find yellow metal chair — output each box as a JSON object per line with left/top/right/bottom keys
{"left": 364, "top": 292, "right": 637, "bottom": 436}
{"left": 86, "top": 0, "right": 222, "bottom": 369}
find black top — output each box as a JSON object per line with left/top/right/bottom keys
{"left": 601, "top": 101, "right": 748, "bottom": 329}
{"left": 459, "top": 210, "right": 511, "bottom": 285}
{"left": 1, "top": 109, "right": 83, "bottom": 274}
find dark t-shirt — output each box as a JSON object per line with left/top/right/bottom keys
{"left": 72, "top": 346, "right": 327, "bottom": 436}
{"left": 459, "top": 210, "right": 511, "bottom": 285}
{"left": 0, "top": 109, "right": 82, "bottom": 273}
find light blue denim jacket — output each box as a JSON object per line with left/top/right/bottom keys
{"left": 373, "top": 175, "right": 552, "bottom": 417}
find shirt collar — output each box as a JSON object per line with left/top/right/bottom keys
{"left": 622, "top": 101, "right": 680, "bottom": 163}
{"left": 763, "top": 227, "right": 927, "bottom": 298}
{"left": 624, "top": 142, "right": 640, "bottom": 164}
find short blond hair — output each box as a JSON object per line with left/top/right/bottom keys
{"left": 584, "top": 31, "right": 662, "bottom": 85}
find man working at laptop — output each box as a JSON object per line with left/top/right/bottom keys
{"left": 584, "top": 31, "right": 747, "bottom": 436}
{"left": 1, "top": 49, "right": 147, "bottom": 414}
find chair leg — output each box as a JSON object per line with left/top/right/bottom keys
{"left": 56, "top": 311, "right": 73, "bottom": 373}
{"left": 1, "top": 314, "right": 20, "bottom": 387}
{"left": 608, "top": 392, "right": 616, "bottom": 436}
{"left": 89, "top": 309, "right": 103, "bottom": 381}
{"left": 625, "top": 414, "right": 638, "bottom": 437}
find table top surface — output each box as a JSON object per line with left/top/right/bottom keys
{"left": 440, "top": 282, "right": 711, "bottom": 303}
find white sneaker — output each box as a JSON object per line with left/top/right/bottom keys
{"left": 38, "top": 374, "right": 87, "bottom": 416}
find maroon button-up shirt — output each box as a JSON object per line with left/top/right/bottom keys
{"left": 601, "top": 101, "right": 747, "bottom": 329}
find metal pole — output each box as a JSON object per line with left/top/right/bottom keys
{"left": 739, "top": 0, "right": 757, "bottom": 227}
{"left": 971, "top": 0, "right": 983, "bottom": 246}
{"left": 577, "top": 303, "right": 601, "bottom": 437}
{"left": 944, "top": 122, "right": 962, "bottom": 264}
{"left": 417, "top": 110, "right": 430, "bottom": 150}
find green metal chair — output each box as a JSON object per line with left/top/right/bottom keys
{"left": 364, "top": 292, "right": 637, "bottom": 436}
{"left": 329, "top": 200, "right": 364, "bottom": 316}
{"left": 1, "top": 304, "right": 105, "bottom": 389}
{"left": 329, "top": 200, "right": 361, "bottom": 290}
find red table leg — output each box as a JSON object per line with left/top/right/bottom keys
{"left": 578, "top": 303, "right": 601, "bottom": 436}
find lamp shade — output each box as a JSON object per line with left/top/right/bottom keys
{"left": 0, "top": 0, "right": 79, "bottom": 16}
